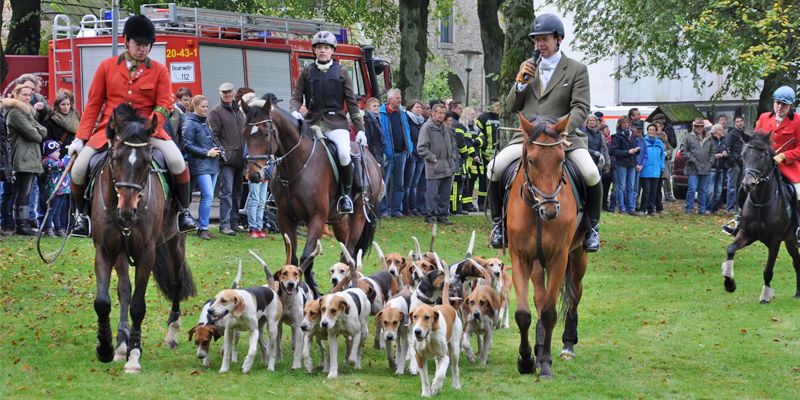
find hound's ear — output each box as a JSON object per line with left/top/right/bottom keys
{"left": 518, "top": 113, "right": 533, "bottom": 137}
{"left": 273, "top": 270, "right": 281, "bottom": 282}
{"left": 432, "top": 310, "right": 440, "bottom": 331}
{"left": 232, "top": 294, "right": 246, "bottom": 317}
{"left": 212, "top": 326, "right": 223, "bottom": 341}
{"left": 375, "top": 310, "right": 384, "bottom": 329}
{"left": 188, "top": 325, "right": 197, "bottom": 341}
{"left": 339, "top": 299, "right": 350, "bottom": 315}
{"left": 240, "top": 99, "right": 251, "bottom": 115}
{"left": 554, "top": 115, "right": 570, "bottom": 135}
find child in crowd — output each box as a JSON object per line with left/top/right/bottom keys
{"left": 41, "top": 140, "right": 71, "bottom": 236}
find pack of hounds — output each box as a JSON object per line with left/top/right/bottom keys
{"left": 189, "top": 226, "right": 512, "bottom": 397}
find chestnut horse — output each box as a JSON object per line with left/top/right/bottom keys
{"left": 507, "top": 115, "right": 587, "bottom": 378}
{"left": 241, "top": 97, "right": 383, "bottom": 296}
{"left": 89, "top": 105, "right": 195, "bottom": 373}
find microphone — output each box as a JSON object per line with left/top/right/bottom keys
{"left": 523, "top": 50, "right": 541, "bottom": 82}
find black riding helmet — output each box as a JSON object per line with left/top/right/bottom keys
{"left": 123, "top": 15, "right": 156, "bottom": 44}
{"left": 528, "top": 13, "right": 565, "bottom": 40}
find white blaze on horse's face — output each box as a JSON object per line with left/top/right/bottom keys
{"left": 128, "top": 149, "right": 137, "bottom": 168}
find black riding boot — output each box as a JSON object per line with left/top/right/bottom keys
{"left": 14, "top": 206, "right": 36, "bottom": 236}
{"left": 488, "top": 181, "right": 505, "bottom": 249}
{"left": 337, "top": 162, "right": 354, "bottom": 214}
{"left": 722, "top": 187, "right": 747, "bottom": 236}
{"left": 795, "top": 200, "right": 800, "bottom": 246}
{"left": 174, "top": 181, "right": 198, "bottom": 233}
{"left": 71, "top": 183, "right": 90, "bottom": 237}
{"left": 583, "top": 182, "right": 602, "bottom": 252}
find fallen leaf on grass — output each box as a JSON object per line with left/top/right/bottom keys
{"left": 771, "top": 317, "right": 782, "bottom": 323}
{"left": 741, "top": 329, "right": 748, "bottom": 334}
{"left": 190, "top": 370, "right": 201, "bottom": 375}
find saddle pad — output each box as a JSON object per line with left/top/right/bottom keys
{"left": 321, "top": 138, "right": 340, "bottom": 183}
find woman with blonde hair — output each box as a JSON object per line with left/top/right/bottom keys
{"left": 182, "top": 95, "right": 221, "bottom": 240}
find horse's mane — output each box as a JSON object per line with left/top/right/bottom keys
{"left": 526, "top": 115, "right": 561, "bottom": 141}
{"left": 245, "top": 103, "right": 304, "bottom": 136}
{"left": 106, "top": 103, "right": 150, "bottom": 142}
{"left": 748, "top": 131, "right": 775, "bottom": 156}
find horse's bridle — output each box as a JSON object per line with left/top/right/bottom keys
{"left": 521, "top": 136, "right": 566, "bottom": 216}
{"left": 246, "top": 117, "right": 277, "bottom": 172}
{"left": 109, "top": 140, "right": 153, "bottom": 196}
{"left": 245, "top": 116, "right": 317, "bottom": 188}
{"left": 742, "top": 143, "right": 777, "bottom": 187}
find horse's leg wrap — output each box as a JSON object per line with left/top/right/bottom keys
{"left": 721, "top": 260, "right": 734, "bottom": 279}
{"left": 94, "top": 297, "right": 114, "bottom": 363}
{"left": 562, "top": 312, "right": 578, "bottom": 346}
{"left": 759, "top": 285, "right": 774, "bottom": 303}
{"left": 167, "top": 310, "right": 181, "bottom": 326}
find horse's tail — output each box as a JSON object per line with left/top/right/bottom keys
{"left": 152, "top": 240, "right": 196, "bottom": 302}
{"left": 559, "top": 255, "right": 578, "bottom": 319}
{"left": 354, "top": 213, "right": 378, "bottom": 259}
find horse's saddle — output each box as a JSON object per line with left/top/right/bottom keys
{"left": 779, "top": 176, "right": 797, "bottom": 219}
{"left": 312, "top": 134, "right": 368, "bottom": 192}
{"left": 499, "top": 156, "right": 586, "bottom": 213}
{"left": 84, "top": 147, "right": 169, "bottom": 208}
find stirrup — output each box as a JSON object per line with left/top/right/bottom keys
{"left": 336, "top": 195, "right": 354, "bottom": 214}
{"left": 71, "top": 214, "right": 91, "bottom": 238}
{"left": 178, "top": 210, "right": 198, "bottom": 233}
{"left": 721, "top": 219, "right": 739, "bottom": 236}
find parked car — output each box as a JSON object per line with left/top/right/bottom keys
{"left": 671, "top": 149, "right": 727, "bottom": 201}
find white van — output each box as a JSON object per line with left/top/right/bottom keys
{"left": 590, "top": 105, "right": 657, "bottom": 133}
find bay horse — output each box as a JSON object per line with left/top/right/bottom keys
{"left": 241, "top": 97, "right": 383, "bottom": 297}
{"left": 721, "top": 132, "right": 800, "bottom": 303}
{"left": 90, "top": 104, "right": 195, "bottom": 373}
{"left": 507, "top": 115, "right": 587, "bottom": 378}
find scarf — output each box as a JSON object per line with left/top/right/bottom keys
{"left": 316, "top": 59, "right": 333, "bottom": 73}
{"left": 50, "top": 110, "right": 80, "bottom": 134}
{"left": 406, "top": 111, "right": 424, "bottom": 126}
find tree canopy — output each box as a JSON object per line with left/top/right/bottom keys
{"left": 554, "top": 0, "right": 800, "bottom": 112}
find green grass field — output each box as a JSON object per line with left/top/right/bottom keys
{"left": 1, "top": 209, "right": 798, "bottom": 399}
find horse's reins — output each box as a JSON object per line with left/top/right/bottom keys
{"left": 36, "top": 156, "right": 76, "bottom": 264}
{"left": 246, "top": 117, "right": 317, "bottom": 189}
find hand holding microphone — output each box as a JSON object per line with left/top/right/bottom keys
{"left": 515, "top": 50, "right": 541, "bottom": 84}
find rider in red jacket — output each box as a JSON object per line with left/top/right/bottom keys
{"left": 724, "top": 86, "right": 800, "bottom": 243}
{"left": 67, "top": 15, "right": 197, "bottom": 236}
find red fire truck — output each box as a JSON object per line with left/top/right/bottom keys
{"left": 47, "top": 3, "right": 392, "bottom": 111}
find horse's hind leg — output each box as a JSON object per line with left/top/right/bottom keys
{"left": 785, "top": 241, "right": 800, "bottom": 298}
{"left": 760, "top": 243, "right": 781, "bottom": 304}
{"left": 114, "top": 256, "right": 131, "bottom": 361}
{"left": 511, "top": 252, "right": 535, "bottom": 375}
{"left": 303, "top": 216, "right": 326, "bottom": 297}
{"left": 165, "top": 237, "right": 189, "bottom": 349}
{"left": 561, "top": 252, "right": 587, "bottom": 361}
{"left": 723, "top": 235, "right": 753, "bottom": 293}
{"left": 94, "top": 248, "right": 115, "bottom": 363}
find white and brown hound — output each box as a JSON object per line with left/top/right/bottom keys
{"left": 299, "top": 297, "right": 328, "bottom": 374}
{"left": 320, "top": 287, "right": 370, "bottom": 379}
{"left": 410, "top": 255, "right": 462, "bottom": 397}
{"left": 461, "top": 260, "right": 500, "bottom": 366}
{"left": 375, "top": 289, "right": 413, "bottom": 374}
{"left": 208, "top": 285, "right": 282, "bottom": 374}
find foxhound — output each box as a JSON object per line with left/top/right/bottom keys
{"left": 375, "top": 289, "right": 413, "bottom": 374}
{"left": 208, "top": 286, "right": 282, "bottom": 374}
{"left": 299, "top": 298, "right": 329, "bottom": 374}
{"left": 320, "top": 288, "right": 370, "bottom": 379}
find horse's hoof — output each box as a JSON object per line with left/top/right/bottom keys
{"left": 560, "top": 349, "right": 575, "bottom": 361}
{"left": 724, "top": 277, "right": 736, "bottom": 293}
{"left": 113, "top": 342, "right": 128, "bottom": 361}
{"left": 96, "top": 343, "right": 115, "bottom": 363}
{"left": 165, "top": 339, "right": 178, "bottom": 349}
{"left": 759, "top": 300, "right": 770, "bottom": 304}
{"left": 517, "top": 355, "right": 535, "bottom": 374}
{"left": 538, "top": 371, "right": 553, "bottom": 380}
{"left": 124, "top": 349, "right": 141, "bottom": 373}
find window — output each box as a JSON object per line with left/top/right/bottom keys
{"left": 439, "top": 11, "right": 454, "bottom": 44}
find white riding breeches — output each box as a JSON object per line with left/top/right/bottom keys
{"left": 487, "top": 145, "right": 600, "bottom": 186}
{"left": 325, "top": 128, "right": 352, "bottom": 166}
{"left": 71, "top": 138, "right": 186, "bottom": 185}
{"left": 794, "top": 183, "right": 800, "bottom": 200}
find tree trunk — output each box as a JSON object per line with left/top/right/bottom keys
{"left": 757, "top": 73, "right": 784, "bottom": 116}
{"left": 397, "top": 0, "right": 429, "bottom": 101}
{"left": 6, "top": 0, "right": 42, "bottom": 55}
{"left": 499, "top": 0, "right": 535, "bottom": 128}
{"left": 477, "top": 0, "right": 505, "bottom": 100}
{"left": 0, "top": 0, "right": 8, "bottom": 83}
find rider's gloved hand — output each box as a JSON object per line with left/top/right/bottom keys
{"left": 291, "top": 111, "right": 304, "bottom": 121}
{"left": 355, "top": 130, "right": 368, "bottom": 146}
{"left": 67, "top": 139, "right": 85, "bottom": 157}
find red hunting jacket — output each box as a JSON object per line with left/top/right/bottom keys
{"left": 76, "top": 54, "right": 173, "bottom": 149}
{"left": 755, "top": 111, "right": 800, "bottom": 183}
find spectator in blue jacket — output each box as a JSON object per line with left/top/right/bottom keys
{"left": 182, "top": 95, "right": 221, "bottom": 240}
{"left": 639, "top": 124, "right": 665, "bottom": 215}
{"left": 632, "top": 121, "right": 648, "bottom": 211}
{"left": 379, "top": 88, "right": 413, "bottom": 217}
{"left": 609, "top": 116, "right": 640, "bottom": 214}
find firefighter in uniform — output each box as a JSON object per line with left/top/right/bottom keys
{"left": 474, "top": 98, "right": 501, "bottom": 210}
{"left": 68, "top": 15, "right": 197, "bottom": 236}
{"left": 448, "top": 111, "right": 474, "bottom": 214}
{"left": 486, "top": 13, "right": 601, "bottom": 252}
{"left": 289, "top": 31, "right": 366, "bottom": 214}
